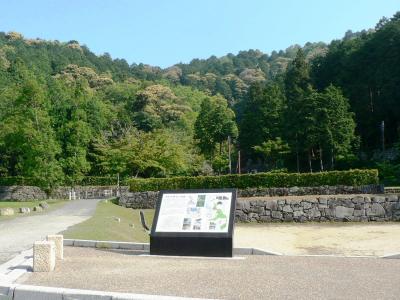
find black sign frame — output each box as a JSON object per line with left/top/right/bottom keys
{"left": 150, "top": 188, "right": 237, "bottom": 257}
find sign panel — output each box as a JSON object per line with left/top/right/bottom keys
{"left": 150, "top": 189, "right": 237, "bottom": 257}
{"left": 155, "top": 192, "right": 232, "bottom": 233}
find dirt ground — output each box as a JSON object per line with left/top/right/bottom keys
{"left": 20, "top": 247, "right": 400, "bottom": 300}
{"left": 235, "top": 222, "right": 400, "bottom": 256}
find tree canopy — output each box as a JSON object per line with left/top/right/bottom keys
{"left": 0, "top": 11, "right": 399, "bottom": 185}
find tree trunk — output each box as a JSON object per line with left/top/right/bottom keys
{"left": 237, "top": 150, "right": 241, "bottom": 174}
{"left": 308, "top": 150, "right": 313, "bottom": 173}
{"left": 319, "top": 146, "right": 324, "bottom": 172}
{"left": 331, "top": 148, "right": 334, "bottom": 170}
{"left": 227, "top": 136, "right": 232, "bottom": 174}
{"left": 296, "top": 135, "right": 300, "bottom": 172}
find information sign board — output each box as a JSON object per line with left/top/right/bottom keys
{"left": 150, "top": 189, "right": 236, "bottom": 257}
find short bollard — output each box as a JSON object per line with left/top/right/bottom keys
{"left": 47, "top": 234, "right": 64, "bottom": 260}
{"left": 33, "top": 241, "right": 56, "bottom": 272}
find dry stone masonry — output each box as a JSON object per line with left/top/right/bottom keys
{"left": 119, "top": 186, "right": 400, "bottom": 222}
{"left": 119, "top": 191, "right": 159, "bottom": 209}
{"left": 0, "top": 184, "right": 382, "bottom": 201}
{"left": 238, "top": 185, "right": 383, "bottom": 197}
{"left": 235, "top": 194, "right": 400, "bottom": 222}
{"left": 0, "top": 186, "right": 47, "bottom": 201}
{"left": 0, "top": 185, "right": 121, "bottom": 201}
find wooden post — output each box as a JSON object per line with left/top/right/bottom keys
{"left": 237, "top": 150, "right": 241, "bottom": 174}
{"left": 228, "top": 136, "right": 232, "bottom": 174}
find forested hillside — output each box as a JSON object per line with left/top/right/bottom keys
{"left": 0, "top": 12, "right": 399, "bottom": 187}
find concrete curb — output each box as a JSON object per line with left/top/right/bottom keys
{"left": 0, "top": 283, "right": 217, "bottom": 300}
{"left": 381, "top": 253, "right": 400, "bottom": 259}
{"left": 64, "top": 239, "right": 278, "bottom": 256}
{"left": 0, "top": 249, "right": 33, "bottom": 284}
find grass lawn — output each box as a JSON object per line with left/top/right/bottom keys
{"left": 62, "top": 200, "right": 155, "bottom": 243}
{"left": 0, "top": 199, "right": 67, "bottom": 221}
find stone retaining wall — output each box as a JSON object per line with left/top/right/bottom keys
{"left": 119, "top": 191, "right": 159, "bottom": 209}
{"left": 239, "top": 185, "right": 383, "bottom": 197}
{"left": 0, "top": 185, "right": 122, "bottom": 200}
{"left": 236, "top": 194, "right": 400, "bottom": 222}
{"left": 118, "top": 184, "right": 383, "bottom": 209}
{"left": 0, "top": 184, "right": 382, "bottom": 201}
{"left": 118, "top": 188, "right": 400, "bottom": 222}
{"left": 0, "top": 186, "right": 47, "bottom": 201}
{"left": 50, "top": 186, "right": 122, "bottom": 200}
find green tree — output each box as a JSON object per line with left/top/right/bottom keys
{"left": 194, "top": 95, "right": 238, "bottom": 159}
{"left": 238, "top": 82, "right": 285, "bottom": 161}
{"left": 314, "top": 85, "right": 356, "bottom": 170}
{"left": 0, "top": 62, "right": 63, "bottom": 189}
{"left": 54, "top": 80, "right": 92, "bottom": 185}
{"left": 253, "top": 137, "right": 290, "bottom": 170}
{"left": 283, "top": 49, "right": 313, "bottom": 171}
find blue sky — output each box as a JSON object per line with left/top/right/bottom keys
{"left": 1, "top": 0, "right": 398, "bottom": 67}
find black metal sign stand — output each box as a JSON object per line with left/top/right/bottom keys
{"left": 150, "top": 189, "right": 237, "bottom": 257}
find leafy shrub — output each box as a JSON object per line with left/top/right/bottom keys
{"left": 0, "top": 176, "right": 39, "bottom": 186}
{"left": 129, "top": 169, "right": 379, "bottom": 192}
{"left": 376, "top": 162, "right": 400, "bottom": 186}
{"left": 0, "top": 176, "right": 123, "bottom": 187}
{"left": 79, "top": 176, "right": 120, "bottom": 186}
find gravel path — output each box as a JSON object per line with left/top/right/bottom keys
{"left": 0, "top": 199, "right": 100, "bottom": 264}
{"left": 20, "top": 247, "right": 400, "bottom": 299}
{"left": 235, "top": 222, "right": 400, "bottom": 256}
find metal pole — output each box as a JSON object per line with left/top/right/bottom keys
{"left": 381, "top": 120, "right": 385, "bottom": 152}
{"left": 238, "top": 150, "right": 241, "bottom": 174}
{"left": 117, "top": 173, "right": 120, "bottom": 197}
{"left": 228, "top": 136, "right": 232, "bottom": 174}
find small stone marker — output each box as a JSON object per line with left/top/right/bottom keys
{"left": 39, "top": 201, "right": 49, "bottom": 209}
{"left": 0, "top": 208, "right": 14, "bottom": 216}
{"left": 19, "top": 207, "right": 31, "bottom": 214}
{"left": 33, "top": 206, "right": 43, "bottom": 212}
{"left": 114, "top": 217, "right": 121, "bottom": 222}
{"left": 47, "top": 234, "right": 64, "bottom": 260}
{"left": 33, "top": 241, "right": 56, "bottom": 272}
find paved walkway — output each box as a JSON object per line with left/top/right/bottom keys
{"left": 20, "top": 247, "right": 400, "bottom": 299}
{"left": 0, "top": 199, "right": 100, "bottom": 264}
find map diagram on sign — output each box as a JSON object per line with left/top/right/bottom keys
{"left": 155, "top": 192, "right": 232, "bottom": 233}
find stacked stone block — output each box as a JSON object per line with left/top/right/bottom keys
{"left": 33, "top": 241, "right": 56, "bottom": 272}
{"left": 47, "top": 235, "right": 64, "bottom": 260}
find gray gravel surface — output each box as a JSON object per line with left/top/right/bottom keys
{"left": 0, "top": 199, "right": 100, "bottom": 264}
{"left": 20, "top": 247, "right": 400, "bottom": 300}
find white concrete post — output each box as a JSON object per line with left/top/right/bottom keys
{"left": 33, "top": 241, "right": 56, "bottom": 272}
{"left": 47, "top": 235, "right": 64, "bottom": 260}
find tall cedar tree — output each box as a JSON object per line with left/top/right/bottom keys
{"left": 284, "top": 49, "right": 313, "bottom": 172}
{"left": 239, "top": 82, "right": 285, "bottom": 161}
{"left": 194, "top": 96, "right": 238, "bottom": 158}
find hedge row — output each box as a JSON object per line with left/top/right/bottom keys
{"left": 129, "top": 169, "right": 379, "bottom": 192}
